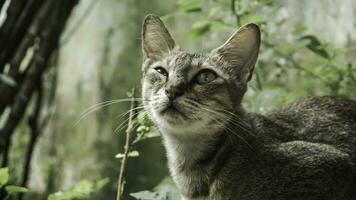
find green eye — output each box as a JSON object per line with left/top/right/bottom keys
{"left": 154, "top": 66, "right": 168, "bottom": 76}
{"left": 195, "top": 69, "right": 217, "bottom": 84}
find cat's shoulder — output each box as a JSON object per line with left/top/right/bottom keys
{"left": 248, "top": 96, "right": 356, "bottom": 125}
{"left": 267, "top": 95, "right": 356, "bottom": 119}
{"left": 282, "top": 95, "right": 356, "bottom": 110}
{"left": 246, "top": 96, "right": 356, "bottom": 144}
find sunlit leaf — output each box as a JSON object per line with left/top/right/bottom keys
{"left": 177, "top": 0, "right": 202, "bottom": 13}
{"left": 292, "top": 25, "right": 306, "bottom": 35}
{"left": 47, "top": 180, "right": 96, "bottom": 200}
{"left": 208, "top": 7, "right": 221, "bottom": 17}
{"left": 300, "top": 35, "right": 330, "bottom": 59}
{"left": 210, "top": 20, "right": 229, "bottom": 32}
{"left": 0, "top": 74, "right": 17, "bottom": 87}
{"left": 5, "top": 186, "right": 28, "bottom": 194}
{"left": 0, "top": 168, "right": 9, "bottom": 186}
{"left": 137, "top": 111, "right": 147, "bottom": 125}
{"left": 115, "top": 151, "right": 140, "bottom": 159}
{"left": 188, "top": 20, "right": 210, "bottom": 40}
{"left": 47, "top": 192, "right": 63, "bottom": 200}
{"left": 130, "top": 190, "right": 166, "bottom": 200}
{"left": 276, "top": 43, "right": 295, "bottom": 56}
{"left": 95, "top": 178, "right": 110, "bottom": 191}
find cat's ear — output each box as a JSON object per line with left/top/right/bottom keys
{"left": 212, "top": 23, "right": 260, "bottom": 82}
{"left": 142, "top": 14, "right": 176, "bottom": 61}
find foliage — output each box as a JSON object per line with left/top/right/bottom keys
{"left": 47, "top": 178, "right": 109, "bottom": 200}
{"left": 0, "top": 167, "right": 109, "bottom": 200}
{"left": 130, "top": 178, "right": 180, "bottom": 200}
{"left": 0, "top": 167, "right": 28, "bottom": 199}
{"left": 132, "top": 111, "right": 160, "bottom": 144}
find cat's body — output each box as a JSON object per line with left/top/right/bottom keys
{"left": 141, "top": 14, "right": 356, "bottom": 200}
{"left": 169, "top": 96, "right": 356, "bottom": 200}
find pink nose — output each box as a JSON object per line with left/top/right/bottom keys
{"left": 165, "top": 86, "right": 183, "bottom": 101}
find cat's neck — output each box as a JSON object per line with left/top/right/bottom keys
{"left": 162, "top": 130, "right": 226, "bottom": 168}
{"left": 160, "top": 111, "right": 261, "bottom": 198}
{"left": 161, "top": 130, "right": 230, "bottom": 197}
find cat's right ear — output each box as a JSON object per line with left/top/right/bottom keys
{"left": 142, "top": 14, "right": 176, "bottom": 61}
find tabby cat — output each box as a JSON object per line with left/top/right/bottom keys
{"left": 141, "top": 14, "right": 356, "bottom": 200}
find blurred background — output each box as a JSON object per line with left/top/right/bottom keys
{"left": 0, "top": 0, "right": 355, "bottom": 199}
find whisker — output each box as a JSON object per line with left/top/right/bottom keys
{"left": 184, "top": 98, "right": 255, "bottom": 136}
{"left": 74, "top": 97, "right": 154, "bottom": 126}
{"left": 183, "top": 99, "right": 256, "bottom": 151}
{"left": 113, "top": 105, "right": 155, "bottom": 135}
{"left": 115, "top": 106, "right": 146, "bottom": 119}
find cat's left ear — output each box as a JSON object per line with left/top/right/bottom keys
{"left": 142, "top": 14, "right": 176, "bottom": 61}
{"left": 212, "top": 23, "right": 260, "bottom": 82}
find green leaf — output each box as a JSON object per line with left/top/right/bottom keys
{"left": 47, "top": 192, "right": 63, "bottom": 200}
{"left": 137, "top": 111, "right": 147, "bottom": 125}
{"left": 47, "top": 178, "right": 108, "bottom": 200}
{"left": 136, "top": 125, "right": 150, "bottom": 133}
{"left": 292, "top": 25, "right": 306, "bottom": 35}
{"left": 115, "top": 151, "right": 140, "bottom": 159}
{"left": 261, "top": 0, "right": 274, "bottom": 6}
{"left": 210, "top": 20, "right": 229, "bottom": 32}
{"left": 276, "top": 43, "right": 295, "bottom": 56}
{"left": 130, "top": 190, "right": 166, "bottom": 200}
{"left": 0, "top": 74, "right": 17, "bottom": 87}
{"left": 0, "top": 167, "right": 9, "bottom": 186}
{"left": 154, "top": 178, "right": 180, "bottom": 200}
{"left": 188, "top": 20, "right": 211, "bottom": 40}
{"left": 95, "top": 178, "right": 110, "bottom": 191}
{"left": 208, "top": 7, "right": 221, "bottom": 17}
{"left": 47, "top": 180, "right": 94, "bottom": 200}
{"left": 71, "top": 180, "right": 94, "bottom": 197}
{"left": 5, "top": 186, "right": 28, "bottom": 194}
{"left": 177, "top": 0, "right": 202, "bottom": 13}
{"left": 300, "top": 35, "right": 330, "bottom": 59}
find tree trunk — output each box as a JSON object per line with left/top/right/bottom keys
{"left": 0, "top": 0, "right": 79, "bottom": 199}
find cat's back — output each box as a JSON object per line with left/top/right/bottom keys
{"left": 242, "top": 96, "right": 356, "bottom": 200}
{"left": 260, "top": 95, "right": 356, "bottom": 159}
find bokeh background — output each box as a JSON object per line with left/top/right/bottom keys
{"left": 0, "top": 0, "right": 355, "bottom": 199}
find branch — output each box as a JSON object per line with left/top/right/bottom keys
{"left": 231, "top": 0, "right": 241, "bottom": 27}
{"left": 116, "top": 89, "right": 137, "bottom": 200}
{"left": 0, "top": 0, "right": 5, "bottom": 11}
{"left": 0, "top": 0, "right": 26, "bottom": 48}
{"left": 0, "top": 0, "right": 44, "bottom": 72}
{"left": 18, "top": 81, "right": 43, "bottom": 200}
{"left": 0, "top": 0, "right": 78, "bottom": 166}
{"left": 0, "top": 0, "right": 57, "bottom": 116}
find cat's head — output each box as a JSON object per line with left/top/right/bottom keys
{"left": 141, "top": 14, "right": 260, "bottom": 135}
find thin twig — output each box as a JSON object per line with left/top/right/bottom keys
{"left": 231, "top": 0, "right": 241, "bottom": 27}
{"left": 116, "top": 88, "right": 137, "bottom": 200}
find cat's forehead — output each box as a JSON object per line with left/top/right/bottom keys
{"left": 163, "top": 52, "right": 213, "bottom": 72}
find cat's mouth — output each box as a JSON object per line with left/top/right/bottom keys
{"left": 160, "top": 103, "right": 187, "bottom": 118}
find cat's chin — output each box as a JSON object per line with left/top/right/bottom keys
{"left": 152, "top": 112, "right": 216, "bottom": 136}
{"left": 151, "top": 111, "right": 195, "bottom": 134}
{"left": 157, "top": 111, "right": 190, "bottom": 128}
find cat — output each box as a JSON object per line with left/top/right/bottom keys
{"left": 140, "top": 14, "right": 356, "bottom": 200}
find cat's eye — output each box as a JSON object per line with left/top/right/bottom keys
{"left": 195, "top": 69, "right": 217, "bottom": 84}
{"left": 154, "top": 66, "right": 168, "bottom": 77}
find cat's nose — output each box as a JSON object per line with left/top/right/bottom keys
{"left": 165, "top": 86, "right": 183, "bottom": 101}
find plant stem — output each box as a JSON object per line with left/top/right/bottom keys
{"left": 231, "top": 0, "right": 241, "bottom": 27}
{"left": 116, "top": 88, "right": 136, "bottom": 200}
